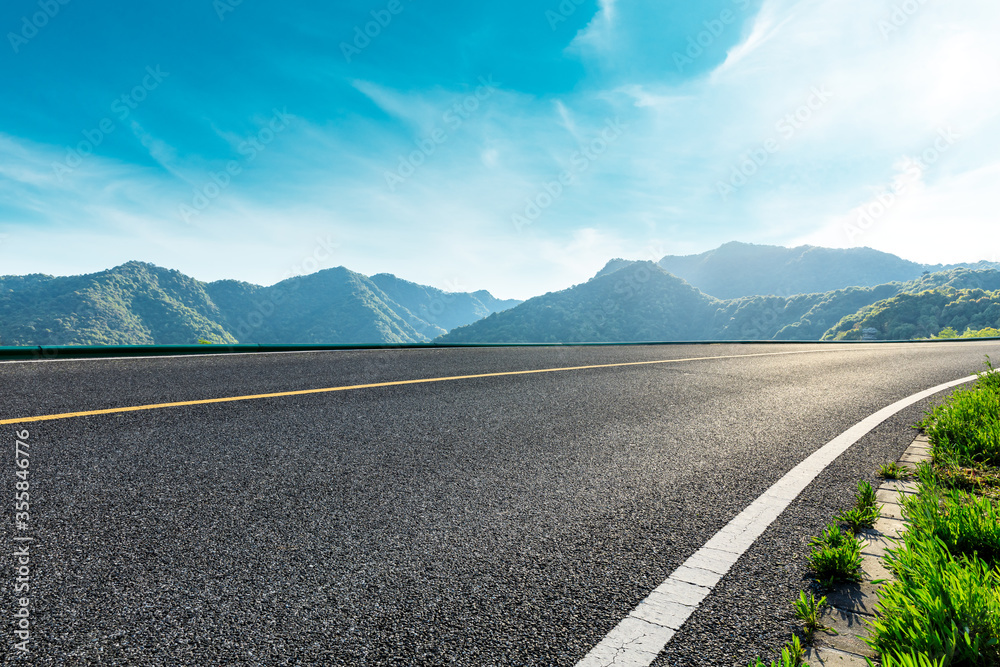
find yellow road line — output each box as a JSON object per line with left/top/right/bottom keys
{"left": 0, "top": 348, "right": 840, "bottom": 425}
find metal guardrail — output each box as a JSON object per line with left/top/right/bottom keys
{"left": 1, "top": 337, "right": 998, "bottom": 361}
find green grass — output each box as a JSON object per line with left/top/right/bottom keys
{"left": 865, "top": 466, "right": 1000, "bottom": 664}
{"left": 919, "top": 357, "right": 1000, "bottom": 468}
{"left": 808, "top": 522, "right": 863, "bottom": 587}
{"left": 866, "top": 536, "right": 1000, "bottom": 664}
{"left": 836, "top": 480, "right": 882, "bottom": 533}
{"left": 793, "top": 590, "right": 831, "bottom": 640}
{"left": 903, "top": 466, "right": 1000, "bottom": 568}
{"left": 933, "top": 465, "right": 1000, "bottom": 499}
{"left": 747, "top": 635, "right": 808, "bottom": 667}
{"left": 879, "top": 462, "right": 913, "bottom": 480}
{"left": 868, "top": 651, "right": 946, "bottom": 667}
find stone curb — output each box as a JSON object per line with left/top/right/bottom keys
{"left": 807, "top": 433, "right": 930, "bottom": 666}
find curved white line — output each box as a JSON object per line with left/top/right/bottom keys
{"left": 575, "top": 374, "right": 977, "bottom": 667}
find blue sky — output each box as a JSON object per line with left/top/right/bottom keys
{"left": 2, "top": 0, "right": 999, "bottom": 299}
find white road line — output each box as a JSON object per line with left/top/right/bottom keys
{"left": 575, "top": 374, "right": 977, "bottom": 667}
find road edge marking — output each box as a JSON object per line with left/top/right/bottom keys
{"left": 575, "top": 374, "right": 977, "bottom": 667}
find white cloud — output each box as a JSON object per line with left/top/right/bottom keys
{"left": 661, "top": 0, "right": 1000, "bottom": 263}
{"left": 568, "top": 0, "right": 618, "bottom": 55}
{"left": 5, "top": 0, "right": 1000, "bottom": 298}
{"left": 793, "top": 159, "right": 1000, "bottom": 264}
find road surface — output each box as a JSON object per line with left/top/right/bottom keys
{"left": 1, "top": 341, "right": 997, "bottom": 665}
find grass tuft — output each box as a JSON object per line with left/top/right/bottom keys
{"left": 836, "top": 480, "right": 882, "bottom": 533}
{"left": 747, "top": 635, "right": 809, "bottom": 667}
{"left": 878, "top": 462, "right": 913, "bottom": 480}
{"left": 793, "top": 590, "right": 832, "bottom": 640}
{"left": 808, "top": 522, "right": 863, "bottom": 587}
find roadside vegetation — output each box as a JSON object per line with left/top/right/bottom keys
{"left": 878, "top": 462, "right": 912, "bottom": 480}
{"left": 748, "top": 357, "right": 1000, "bottom": 667}
{"left": 866, "top": 358, "right": 1000, "bottom": 666}
{"left": 933, "top": 326, "right": 1000, "bottom": 340}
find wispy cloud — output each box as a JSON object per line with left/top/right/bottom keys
{"left": 1, "top": 0, "right": 998, "bottom": 298}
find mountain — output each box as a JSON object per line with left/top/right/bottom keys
{"left": 6, "top": 247, "right": 997, "bottom": 347}
{"left": 368, "top": 273, "right": 521, "bottom": 334}
{"left": 437, "top": 261, "right": 1000, "bottom": 344}
{"left": 822, "top": 282, "right": 1000, "bottom": 342}
{"left": 0, "top": 262, "right": 237, "bottom": 346}
{"left": 205, "top": 267, "right": 435, "bottom": 344}
{"left": 658, "top": 242, "right": 1000, "bottom": 299}
{"left": 437, "top": 262, "right": 721, "bottom": 343}
{"left": 0, "top": 262, "right": 520, "bottom": 346}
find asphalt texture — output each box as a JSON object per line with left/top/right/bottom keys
{"left": 1, "top": 341, "right": 998, "bottom": 666}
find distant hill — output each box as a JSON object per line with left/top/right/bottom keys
{"left": 0, "top": 262, "right": 237, "bottom": 346}
{"left": 658, "top": 242, "right": 1000, "bottom": 299}
{"left": 438, "top": 262, "right": 1000, "bottom": 344}
{"left": 369, "top": 273, "right": 521, "bottom": 334}
{"left": 437, "top": 262, "right": 719, "bottom": 343}
{"left": 0, "top": 262, "right": 520, "bottom": 346}
{"left": 6, "top": 245, "right": 998, "bottom": 347}
{"left": 822, "top": 280, "right": 1000, "bottom": 342}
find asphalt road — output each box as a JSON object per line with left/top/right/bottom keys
{"left": 2, "top": 341, "right": 998, "bottom": 666}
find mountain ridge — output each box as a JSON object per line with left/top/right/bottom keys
{"left": 5, "top": 243, "right": 999, "bottom": 347}
{"left": 0, "top": 261, "right": 521, "bottom": 346}
{"left": 657, "top": 242, "right": 1000, "bottom": 299}
{"left": 438, "top": 263, "right": 1000, "bottom": 344}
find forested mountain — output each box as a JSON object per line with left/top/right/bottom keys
{"left": 437, "top": 262, "right": 721, "bottom": 343}
{"left": 658, "top": 242, "right": 1000, "bottom": 299}
{"left": 438, "top": 262, "right": 1000, "bottom": 344}
{"left": 5, "top": 248, "right": 998, "bottom": 347}
{"left": 822, "top": 285, "right": 1000, "bottom": 341}
{"left": 0, "top": 262, "right": 520, "bottom": 346}
{"left": 369, "top": 273, "right": 521, "bottom": 334}
{"left": 0, "top": 262, "right": 237, "bottom": 346}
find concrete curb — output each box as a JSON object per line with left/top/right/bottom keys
{"left": 806, "top": 432, "right": 930, "bottom": 666}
